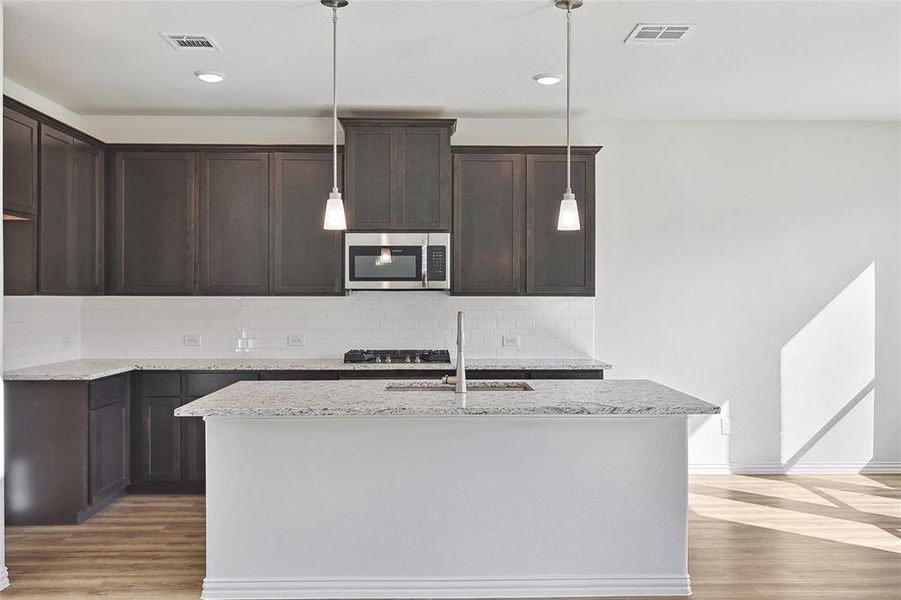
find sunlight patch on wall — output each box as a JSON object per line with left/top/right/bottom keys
{"left": 780, "top": 263, "right": 875, "bottom": 470}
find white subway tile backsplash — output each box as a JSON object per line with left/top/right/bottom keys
{"left": 4, "top": 293, "right": 594, "bottom": 364}
{"left": 4, "top": 297, "right": 83, "bottom": 369}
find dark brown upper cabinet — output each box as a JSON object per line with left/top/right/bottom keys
{"left": 526, "top": 153, "right": 595, "bottom": 296}
{"left": 111, "top": 152, "right": 197, "bottom": 295}
{"left": 38, "top": 126, "right": 103, "bottom": 294}
{"left": 71, "top": 140, "right": 104, "bottom": 294}
{"left": 452, "top": 146, "right": 599, "bottom": 297}
{"left": 342, "top": 118, "right": 454, "bottom": 231}
{"left": 270, "top": 151, "right": 343, "bottom": 295}
{"left": 198, "top": 152, "right": 269, "bottom": 295}
{"left": 3, "top": 107, "right": 39, "bottom": 215}
{"left": 4, "top": 218, "right": 36, "bottom": 295}
{"left": 453, "top": 153, "right": 525, "bottom": 295}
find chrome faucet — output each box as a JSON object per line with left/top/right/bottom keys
{"left": 442, "top": 311, "right": 466, "bottom": 393}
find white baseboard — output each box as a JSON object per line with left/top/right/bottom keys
{"left": 0, "top": 566, "right": 10, "bottom": 591}
{"left": 691, "top": 461, "right": 901, "bottom": 475}
{"left": 201, "top": 575, "right": 692, "bottom": 599}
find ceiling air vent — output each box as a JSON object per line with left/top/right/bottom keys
{"left": 160, "top": 33, "right": 222, "bottom": 52}
{"left": 624, "top": 24, "right": 693, "bottom": 45}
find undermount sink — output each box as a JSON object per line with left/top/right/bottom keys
{"left": 385, "top": 381, "right": 534, "bottom": 392}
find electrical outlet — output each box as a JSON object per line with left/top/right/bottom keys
{"left": 62, "top": 336, "right": 72, "bottom": 349}
{"left": 183, "top": 334, "right": 202, "bottom": 347}
{"left": 287, "top": 335, "right": 305, "bottom": 347}
{"left": 502, "top": 335, "right": 522, "bottom": 348}
{"left": 720, "top": 417, "right": 731, "bottom": 435}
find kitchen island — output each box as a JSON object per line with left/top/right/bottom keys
{"left": 176, "top": 379, "right": 718, "bottom": 600}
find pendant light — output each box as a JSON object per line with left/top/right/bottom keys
{"left": 322, "top": 0, "right": 349, "bottom": 231}
{"left": 556, "top": 0, "right": 581, "bottom": 231}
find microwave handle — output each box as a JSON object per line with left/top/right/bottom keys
{"left": 422, "top": 240, "right": 428, "bottom": 288}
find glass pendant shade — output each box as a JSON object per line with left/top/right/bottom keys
{"left": 557, "top": 191, "right": 580, "bottom": 231}
{"left": 323, "top": 190, "right": 347, "bottom": 230}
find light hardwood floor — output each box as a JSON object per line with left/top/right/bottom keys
{"left": 0, "top": 475, "right": 898, "bottom": 599}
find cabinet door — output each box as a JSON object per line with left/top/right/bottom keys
{"left": 270, "top": 152, "right": 343, "bottom": 295}
{"left": 198, "top": 152, "right": 269, "bottom": 294}
{"left": 4, "top": 218, "right": 36, "bottom": 295}
{"left": 182, "top": 416, "right": 205, "bottom": 482}
{"left": 344, "top": 127, "right": 395, "bottom": 229}
{"left": 452, "top": 153, "right": 525, "bottom": 294}
{"left": 112, "top": 152, "right": 196, "bottom": 294}
{"left": 138, "top": 397, "right": 182, "bottom": 482}
{"left": 397, "top": 127, "right": 451, "bottom": 230}
{"left": 3, "top": 107, "right": 38, "bottom": 215}
{"left": 38, "top": 125, "right": 74, "bottom": 294}
{"left": 526, "top": 154, "right": 595, "bottom": 295}
{"left": 89, "top": 401, "right": 128, "bottom": 504}
{"left": 71, "top": 140, "right": 103, "bottom": 294}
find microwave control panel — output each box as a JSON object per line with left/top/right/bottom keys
{"left": 427, "top": 246, "right": 447, "bottom": 282}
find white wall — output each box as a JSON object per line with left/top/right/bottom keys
{"left": 3, "top": 81, "right": 899, "bottom": 473}
{"left": 80, "top": 295, "right": 593, "bottom": 360}
{"left": 593, "top": 120, "right": 900, "bottom": 474}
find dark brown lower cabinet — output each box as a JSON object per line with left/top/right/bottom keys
{"left": 89, "top": 401, "right": 128, "bottom": 504}
{"left": 133, "top": 372, "right": 258, "bottom": 490}
{"left": 138, "top": 396, "right": 182, "bottom": 483}
{"left": 5, "top": 374, "right": 129, "bottom": 525}
{"left": 182, "top": 416, "right": 206, "bottom": 482}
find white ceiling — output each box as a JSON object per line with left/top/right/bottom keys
{"left": 4, "top": 0, "right": 899, "bottom": 120}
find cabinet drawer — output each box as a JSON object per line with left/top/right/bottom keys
{"left": 185, "top": 373, "right": 258, "bottom": 397}
{"left": 89, "top": 374, "right": 129, "bottom": 410}
{"left": 141, "top": 372, "right": 181, "bottom": 397}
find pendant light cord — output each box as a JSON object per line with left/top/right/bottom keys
{"left": 565, "top": 4, "right": 572, "bottom": 194}
{"left": 332, "top": 2, "right": 339, "bottom": 193}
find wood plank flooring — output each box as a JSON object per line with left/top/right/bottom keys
{"left": 0, "top": 475, "right": 898, "bottom": 599}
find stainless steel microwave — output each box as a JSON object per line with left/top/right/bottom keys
{"left": 344, "top": 232, "right": 450, "bottom": 290}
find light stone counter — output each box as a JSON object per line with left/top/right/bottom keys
{"left": 174, "top": 378, "right": 718, "bottom": 418}
{"left": 3, "top": 357, "right": 612, "bottom": 381}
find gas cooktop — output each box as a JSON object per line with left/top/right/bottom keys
{"left": 343, "top": 349, "right": 451, "bottom": 364}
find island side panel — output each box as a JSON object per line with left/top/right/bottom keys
{"left": 203, "top": 416, "right": 690, "bottom": 599}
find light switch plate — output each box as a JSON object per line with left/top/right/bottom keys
{"left": 62, "top": 336, "right": 72, "bottom": 349}
{"left": 287, "top": 335, "right": 305, "bottom": 347}
{"left": 720, "top": 417, "right": 731, "bottom": 435}
{"left": 183, "top": 334, "right": 202, "bottom": 347}
{"left": 502, "top": 335, "right": 522, "bottom": 348}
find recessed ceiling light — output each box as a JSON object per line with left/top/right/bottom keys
{"left": 533, "top": 73, "right": 562, "bottom": 86}
{"left": 195, "top": 71, "right": 225, "bottom": 84}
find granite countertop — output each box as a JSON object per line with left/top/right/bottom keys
{"left": 174, "top": 379, "right": 719, "bottom": 418}
{"left": 3, "top": 357, "right": 613, "bottom": 381}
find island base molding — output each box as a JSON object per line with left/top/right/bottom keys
{"left": 201, "top": 575, "right": 692, "bottom": 599}
{"left": 204, "top": 416, "right": 692, "bottom": 600}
